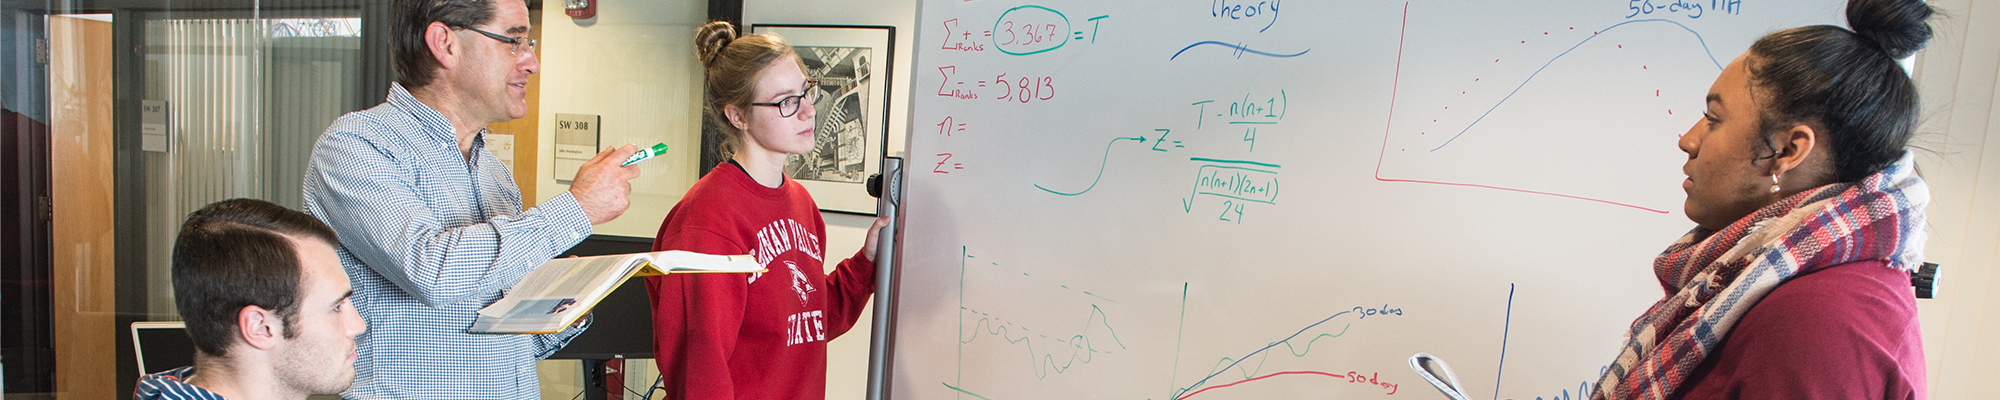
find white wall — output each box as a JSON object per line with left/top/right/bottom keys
{"left": 534, "top": 0, "right": 708, "bottom": 238}
{"left": 1910, "top": 0, "right": 2000, "bottom": 398}
{"left": 530, "top": 1, "right": 706, "bottom": 398}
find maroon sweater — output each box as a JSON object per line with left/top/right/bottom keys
{"left": 1676, "top": 260, "right": 1926, "bottom": 399}
{"left": 646, "top": 163, "right": 876, "bottom": 399}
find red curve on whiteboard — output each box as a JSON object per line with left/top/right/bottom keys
{"left": 1374, "top": 2, "right": 1670, "bottom": 214}
{"left": 1175, "top": 371, "right": 1343, "bottom": 400}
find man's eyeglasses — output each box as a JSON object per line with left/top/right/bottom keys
{"left": 461, "top": 26, "right": 536, "bottom": 56}
{"left": 750, "top": 81, "right": 819, "bottom": 118}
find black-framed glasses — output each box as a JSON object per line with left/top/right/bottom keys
{"left": 751, "top": 81, "right": 819, "bottom": 118}
{"left": 460, "top": 26, "right": 536, "bottom": 56}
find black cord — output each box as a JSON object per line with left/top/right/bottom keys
{"left": 587, "top": 366, "right": 663, "bottom": 399}
{"left": 621, "top": 369, "right": 674, "bottom": 399}
{"left": 640, "top": 374, "right": 666, "bottom": 400}
{"left": 624, "top": 383, "right": 652, "bottom": 399}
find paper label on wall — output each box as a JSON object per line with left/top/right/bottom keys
{"left": 487, "top": 131, "right": 516, "bottom": 172}
{"left": 554, "top": 113, "right": 600, "bottom": 183}
{"left": 142, "top": 100, "right": 169, "bottom": 152}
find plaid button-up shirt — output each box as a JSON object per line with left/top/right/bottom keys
{"left": 303, "top": 83, "right": 592, "bottom": 399}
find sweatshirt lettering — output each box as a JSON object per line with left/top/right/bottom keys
{"left": 786, "top": 310, "right": 826, "bottom": 346}
{"left": 752, "top": 219, "right": 825, "bottom": 267}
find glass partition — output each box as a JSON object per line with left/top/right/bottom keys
{"left": 2, "top": 0, "right": 717, "bottom": 398}
{"left": 2, "top": 1, "right": 383, "bottom": 398}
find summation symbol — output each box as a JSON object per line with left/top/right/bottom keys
{"left": 938, "top": 19, "right": 988, "bottom": 52}
{"left": 936, "top": 66, "right": 977, "bottom": 99}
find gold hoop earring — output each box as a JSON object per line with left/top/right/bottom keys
{"left": 1770, "top": 174, "right": 1782, "bottom": 194}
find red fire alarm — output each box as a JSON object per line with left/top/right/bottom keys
{"left": 565, "top": 0, "right": 595, "bottom": 19}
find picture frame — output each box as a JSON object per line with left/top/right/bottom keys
{"left": 748, "top": 24, "right": 895, "bottom": 216}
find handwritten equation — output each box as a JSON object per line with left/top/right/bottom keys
{"left": 1183, "top": 161, "right": 1281, "bottom": 224}
{"left": 925, "top": 4, "right": 1302, "bottom": 225}
{"left": 1177, "top": 90, "right": 1287, "bottom": 223}
{"left": 937, "top": 7, "right": 1111, "bottom": 55}
{"left": 934, "top": 66, "right": 1057, "bottom": 103}
{"left": 925, "top": 4, "right": 1112, "bottom": 185}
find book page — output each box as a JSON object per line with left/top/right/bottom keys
{"left": 467, "top": 312, "right": 573, "bottom": 335}
{"left": 645, "top": 251, "right": 763, "bottom": 272}
{"left": 479, "top": 254, "right": 639, "bottom": 319}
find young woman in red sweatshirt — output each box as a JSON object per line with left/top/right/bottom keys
{"left": 646, "top": 21, "right": 888, "bottom": 400}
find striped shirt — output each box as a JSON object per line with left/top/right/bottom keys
{"left": 133, "top": 367, "right": 227, "bottom": 400}
{"left": 303, "top": 83, "right": 593, "bottom": 399}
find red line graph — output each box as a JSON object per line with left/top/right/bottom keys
{"left": 1372, "top": 2, "right": 1670, "bottom": 214}
{"left": 1174, "top": 371, "right": 1343, "bottom": 400}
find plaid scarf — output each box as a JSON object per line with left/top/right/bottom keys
{"left": 1593, "top": 152, "right": 1928, "bottom": 400}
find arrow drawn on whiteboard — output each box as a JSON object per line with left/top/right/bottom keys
{"left": 1034, "top": 136, "right": 1149, "bottom": 196}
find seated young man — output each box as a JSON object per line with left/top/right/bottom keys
{"left": 135, "top": 199, "right": 368, "bottom": 400}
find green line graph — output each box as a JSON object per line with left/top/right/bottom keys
{"left": 953, "top": 246, "right": 1129, "bottom": 399}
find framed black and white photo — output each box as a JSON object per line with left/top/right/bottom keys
{"left": 749, "top": 24, "right": 895, "bottom": 215}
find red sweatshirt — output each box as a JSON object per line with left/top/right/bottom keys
{"left": 647, "top": 163, "right": 876, "bottom": 400}
{"left": 1676, "top": 260, "right": 1926, "bottom": 399}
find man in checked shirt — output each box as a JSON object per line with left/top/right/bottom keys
{"left": 301, "top": 0, "right": 643, "bottom": 398}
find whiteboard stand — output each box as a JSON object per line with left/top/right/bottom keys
{"left": 865, "top": 157, "right": 904, "bottom": 400}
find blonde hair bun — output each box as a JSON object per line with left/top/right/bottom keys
{"left": 695, "top": 21, "right": 738, "bottom": 66}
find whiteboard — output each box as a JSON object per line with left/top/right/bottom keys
{"left": 888, "top": 1, "right": 1843, "bottom": 399}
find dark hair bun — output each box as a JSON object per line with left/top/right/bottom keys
{"left": 1847, "top": 0, "right": 1934, "bottom": 59}
{"left": 695, "top": 21, "right": 738, "bottom": 66}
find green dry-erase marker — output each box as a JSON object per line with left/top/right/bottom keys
{"left": 621, "top": 143, "right": 670, "bottom": 167}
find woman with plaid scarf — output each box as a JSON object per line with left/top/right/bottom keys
{"left": 1593, "top": 0, "right": 1936, "bottom": 398}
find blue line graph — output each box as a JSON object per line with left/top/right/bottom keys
{"left": 1169, "top": 310, "right": 1357, "bottom": 399}
{"left": 1494, "top": 283, "right": 1515, "bottom": 400}
{"left": 1429, "top": 19, "right": 1723, "bottom": 152}
{"left": 1036, "top": 136, "right": 1148, "bottom": 196}
{"left": 1170, "top": 41, "right": 1310, "bottom": 60}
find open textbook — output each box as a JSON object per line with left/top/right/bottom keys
{"left": 469, "top": 251, "right": 763, "bottom": 334}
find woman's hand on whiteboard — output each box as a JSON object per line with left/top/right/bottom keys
{"left": 862, "top": 216, "right": 890, "bottom": 262}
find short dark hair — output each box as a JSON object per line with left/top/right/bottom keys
{"left": 391, "top": 0, "right": 504, "bottom": 89}
{"left": 1748, "top": 0, "right": 1933, "bottom": 182}
{"left": 172, "top": 198, "right": 341, "bottom": 358}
